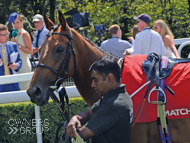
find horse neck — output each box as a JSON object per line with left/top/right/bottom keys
{"left": 71, "top": 30, "right": 118, "bottom": 107}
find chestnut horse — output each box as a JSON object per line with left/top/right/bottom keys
{"left": 27, "top": 11, "right": 190, "bottom": 143}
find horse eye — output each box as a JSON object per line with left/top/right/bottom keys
{"left": 56, "top": 47, "right": 64, "bottom": 53}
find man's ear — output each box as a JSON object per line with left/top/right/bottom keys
{"left": 107, "top": 73, "right": 114, "bottom": 83}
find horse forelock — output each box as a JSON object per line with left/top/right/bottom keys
{"left": 51, "top": 24, "right": 61, "bottom": 32}
{"left": 46, "top": 25, "right": 70, "bottom": 45}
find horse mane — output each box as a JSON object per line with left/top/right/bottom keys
{"left": 80, "top": 33, "right": 120, "bottom": 60}
{"left": 52, "top": 24, "right": 121, "bottom": 61}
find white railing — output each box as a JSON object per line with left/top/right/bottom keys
{"left": 173, "top": 37, "right": 190, "bottom": 45}
{"left": 0, "top": 72, "right": 80, "bottom": 143}
{"left": 0, "top": 37, "right": 189, "bottom": 142}
{"left": 173, "top": 38, "right": 190, "bottom": 58}
{"left": 0, "top": 73, "right": 80, "bottom": 104}
{"left": 177, "top": 41, "right": 190, "bottom": 58}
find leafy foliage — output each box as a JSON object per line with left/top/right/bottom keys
{"left": 0, "top": 0, "right": 189, "bottom": 55}
{"left": 0, "top": 98, "right": 89, "bottom": 143}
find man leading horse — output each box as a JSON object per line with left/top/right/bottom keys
{"left": 66, "top": 57, "right": 133, "bottom": 143}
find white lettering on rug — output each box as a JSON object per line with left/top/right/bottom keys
{"left": 166, "top": 108, "right": 190, "bottom": 117}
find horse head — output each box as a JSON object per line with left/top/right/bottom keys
{"left": 27, "top": 11, "right": 77, "bottom": 106}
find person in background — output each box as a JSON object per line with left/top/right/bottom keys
{"left": 153, "top": 19, "right": 180, "bottom": 58}
{"left": 8, "top": 12, "right": 32, "bottom": 90}
{"left": 125, "top": 14, "right": 166, "bottom": 56}
{"left": 125, "top": 25, "right": 140, "bottom": 54}
{"left": 128, "top": 25, "right": 140, "bottom": 45}
{"left": 66, "top": 57, "right": 133, "bottom": 143}
{"left": 101, "top": 24, "right": 131, "bottom": 58}
{"left": 0, "top": 24, "right": 22, "bottom": 92}
{"left": 5, "top": 14, "right": 34, "bottom": 40}
{"left": 32, "top": 14, "right": 49, "bottom": 58}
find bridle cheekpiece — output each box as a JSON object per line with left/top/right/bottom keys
{"left": 36, "top": 24, "right": 78, "bottom": 90}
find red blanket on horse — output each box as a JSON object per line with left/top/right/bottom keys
{"left": 121, "top": 55, "right": 190, "bottom": 123}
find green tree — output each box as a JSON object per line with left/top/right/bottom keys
{"left": 0, "top": 0, "right": 189, "bottom": 50}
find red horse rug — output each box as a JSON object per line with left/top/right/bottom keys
{"left": 121, "top": 55, "right": 190, "bottom": 123}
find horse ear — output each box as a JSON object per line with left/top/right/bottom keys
{"left": 58, "top": 10, "right": 68, "bottom": 30}
{"left": 43, "top": 13, "right": 55, "bottom": 31}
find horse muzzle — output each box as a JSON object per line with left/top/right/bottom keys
{"left": 27, "top": 86, "right": 52, "bottom": 106}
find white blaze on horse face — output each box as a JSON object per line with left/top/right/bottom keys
{"left": 42, "top": 44, "right": 49, "bottom": 59}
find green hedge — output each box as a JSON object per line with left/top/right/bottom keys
{"left": 0, "top": 97, "right": 89, "bottom": 143}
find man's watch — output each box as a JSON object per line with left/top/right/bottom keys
{"left": 18, "top": 45, "right": 21, "bottom": 49}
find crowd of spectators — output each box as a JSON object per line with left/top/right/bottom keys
{"left": 100, "top": 13, "right": 180, "bottom": 59}
{"left": 0, "top": 12, "right": 49, "bottom": 91}
{"left": 0, "top": 12, "right": 180, "bottom": 91}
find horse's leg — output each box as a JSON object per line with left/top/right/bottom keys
{"left": 169, "top": 118, "right": 190, "bottom": 143}
{"left": 131, "top": 121, "right": 161, "bottom": 143}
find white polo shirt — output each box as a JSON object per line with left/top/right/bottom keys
{"left": 131, "top": 27, "right": 166, "bottom": 56}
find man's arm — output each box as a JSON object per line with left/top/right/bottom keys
{"left": 66, "top": 109, "right": 94, "bottom": 140}
{"left": 32, "top": 31, "right": 38, "bottom": 55}
{"left": 78, "top": 126, "right": 95, "bottom": 141}
{"left": 10, "top": 44, "right": 22, "bottom": 72}
{"left": 32, "top": 31, "right": 37, "bottom": 48}
{"left": 123, "top": 40, "right": 132, "bottom": 49}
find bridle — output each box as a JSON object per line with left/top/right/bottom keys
{"left": 36, "top": 24, "right": 78, "bottom": 90}
{"left": 36, "top": 24, "right": 79, "bottom": 143}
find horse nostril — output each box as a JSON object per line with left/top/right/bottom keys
{"left": 27, "top": 87, "right": 42, "bottom": 98}
{"left": 34, "top": 87, "right": 42, "bottom": 98}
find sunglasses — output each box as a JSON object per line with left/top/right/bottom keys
{"left": 137, "top": 20, "right": 143, "bottom": 24}
{"left": 0, "top": 32, "right": 10, "bottom": 36}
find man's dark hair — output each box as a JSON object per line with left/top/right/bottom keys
{"left": 89, "top": 57, "right": 121, "bottom": 83}
{"left": 0, "top": 24, "right": 8, "bottom": 31}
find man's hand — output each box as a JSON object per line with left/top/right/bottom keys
{"left": 8, "top": 63, "right": 17, "bottom": 70}
{"left": 124, "top": 49, "right": 131, "bottom": 56}
{"left": 66, "top": 116, "right": 81, "bottom": 139}
{"left": 0, "top": 58, "right": 3, "bottom": 66}
{"left": 8, "top": 62, "right": 18, "bottom": 70}
{"left": 128, "top": 37, "right": 134, "bottom": 42}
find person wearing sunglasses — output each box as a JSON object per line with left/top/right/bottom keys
{"left": 0, "top": 24, "right": 22, "bottom": 92}
{"left": 125, "top": 14, "right": 166, "bottom": 56}
{"left": 153, "top": 19, "right": 180, "bottom": 58}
